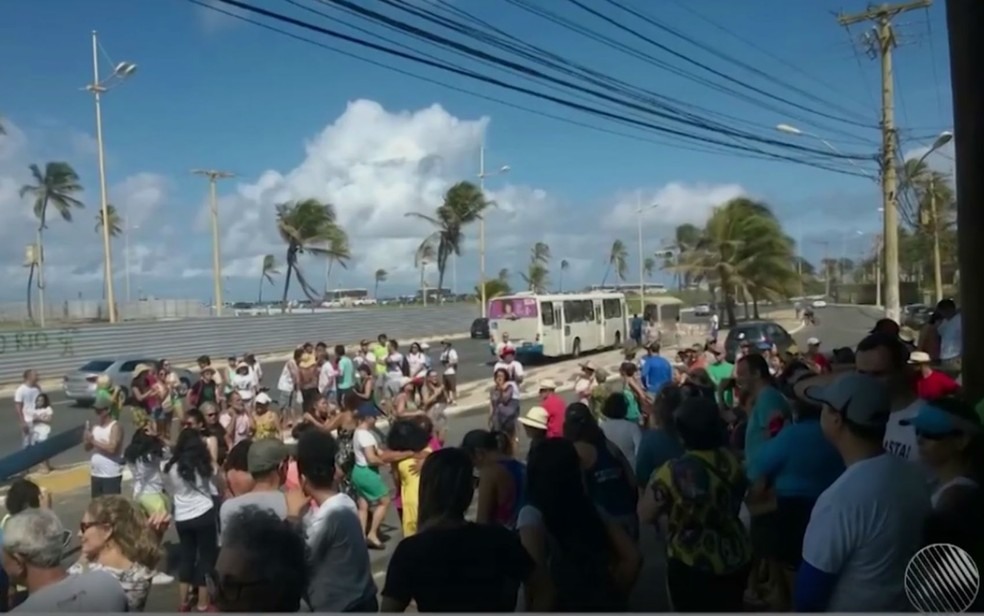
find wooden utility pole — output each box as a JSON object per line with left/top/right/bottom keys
{"left": 839, "top": 0, "right": 931, "bottom": 323}
{"left": 945, "top": 0, "right": 982, "bottom": 401}
{"left": 192, "top": 169, "right": 235, "bottom": 317}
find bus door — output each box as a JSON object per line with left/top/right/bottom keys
{"left": 540, "top": 301, "right": 564, "bottom": 355}
{"left": 594, "top": 299, "right": 605, "bottom": 345}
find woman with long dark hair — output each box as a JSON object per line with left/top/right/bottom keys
{"left": 634, "top": 385, "right": 685, "bottom": 486}
{"left": 380, "top": 448, "right": 536, "bottom": 612}
{"left": 518, "top": 438, "right": 641, "bottom": 611}
{"left": 163, "top": 427, "right": 219, "bottom": 611}
{"left": 461, "top": 429, "right": 524, "bottom": 528}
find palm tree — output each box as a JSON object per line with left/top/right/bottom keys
{"left": 406, "top": 181, "right": 489, "bottom": 298}
{"left": 601, "top": 239, "right": 628, "bottom": 286}
{"left": 321, "top": 228, "right": 352, "bottom": 296}
{"left": 257, "top": 254, "right": 278, "bottom": 303}
{"left": 497, "top": 268, "right": 510, "bottom": 283}
{"left": 94, "top": 204, "right": 123, "bottom": 237}
{"left": 531, "top": 242, "right": 551, "bottom": 265}
{"left": 415, "top": 239, "right": 437, "bottom": 304}
{"left": 476, "top": 278, "right": 511, "bottom": 300}
{"left": 373, "top": 268, "right": 388, "bottom": 299}
{"left": 275, "top": 198, "right": 349, "bottom": 311}
{"left": 558, "top": 259, "right": 570, "bottom": 292}
{"left": 19, "top": 162, "right": 85, "bottom": 324}
{"left": 672, "top": 224, "right": 701, "bottom": 290}
{"left": 643, "top": 256, "right": 656, "bottom": 279}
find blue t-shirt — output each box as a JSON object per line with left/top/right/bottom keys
{"left": 641, "top": 355, "right": 673, "bottom": 395}
{"left": 747, "top": 419, "right": 844, "bottom": 500}
{"left": 744, "top": 385, "right": 792, "bottom": 478}
{"left": 337, "top": 356, "right": 355, "bottom": 389}
{"left": 635, "top": 428, "right": 685, "bottom": 486}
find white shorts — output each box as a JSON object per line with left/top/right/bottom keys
{"left": 23, "top": 424, "right": 51, "bottom": 447}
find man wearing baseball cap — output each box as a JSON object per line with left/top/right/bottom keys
{"left": 803, "top": 337, "right": 830, "bottom": 374}
{"left": 218, "top": 438, "right": 290, "bottom": 543}
{"left": 908, "top": 350, "right": 960, "bottom": 402}
{"left": 794, "top": 372, "right": 931, "bottom": 612}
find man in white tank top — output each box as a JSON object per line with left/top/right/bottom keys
{"left": 83, "top": 397, "right": 124, "bottom": 497}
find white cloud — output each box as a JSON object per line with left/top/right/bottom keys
{"left": 604, "top": 182, "right": 748, "bottom": 232}
{"left": 903, "top": 139, "right": 955, "bottom": 177}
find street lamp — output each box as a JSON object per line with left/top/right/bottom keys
{"left": 477, "top": 145, "right": 510, "bottom": 318}
{"left": 85, "top": 31, "right": 136, "bottom": 324}
{"left": 776, "top": 123, "right": 877, "bottom": 179}
{"left": 124, "top": 215, "right": 139, "bottom": 304}
{"left": 635, "top": 194, "right": 660, "bottom": 304}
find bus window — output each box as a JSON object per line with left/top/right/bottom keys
{"left": 581, "top": 300, "right": 595, "bottom": 321}
{"left": 563, "top": 300, "right": 584, "bottom": 323}
{"left": 603, "top": 298, "right": 622, "bottom": 319}
{"left": 490, "top": 298, "right": 538, "bottom": 319}
{"left": 541, "top": 301, "right": 554, "bottom": 326}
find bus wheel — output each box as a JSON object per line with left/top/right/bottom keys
{"left": 572, "top": 338, "right": 582, "bottom": 358}
{"left": 614, "top": 331, "right": 621, "bottom": 348}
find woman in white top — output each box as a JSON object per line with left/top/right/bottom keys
{"left": 406, "top": 342, "right": 429, "bottom": 402}
{"left": 493, "top": 348, "right": 525, "bottom": 384}
{"left": 84, "top": 399, "right": 125, "bottom": 498}
{"left": 385, "top": 340, "right": 407, "bottom": 399}
{"left": 574, "top": 363, "right": 597, "bottom": 402}
{"left": 163, "top": 427, "right": 219, "bottom": 612}
{"left": 123, "top": 413, "right": 170, "bottom": 517}
{"left": 231, "top": 362, "right": 256, "bottom": 407}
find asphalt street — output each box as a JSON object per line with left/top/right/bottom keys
{"left": 13, "top": 304, "right": 881, "bottom": 611}
{"left": 0, "top": 311, "right": 716, "bottom": 467}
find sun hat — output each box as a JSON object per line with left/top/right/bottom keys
{"left": 579, "top": 360, "right": 596, "bottom": 371}
{"left": 255, "top": 392, "right": 272, "bottom": 405}
{"left": 908, "top": 351, "right": 932, "bottom": 364}
{"left": 518, "top": 406, "right": 549, "bottom": 431}
{"left": 538, "top": 379, "right": 558, "bottom": 391}
{"left": 132, "top": 364, "right": 152, "bottom": 378}
{"left": 901, "top": 399, "right": 983, "bottom": 437}
{"left": 807, "top": 337, "right": 821, "bottom": 346}
{"left": 247, "top": 438, "right": 289, "bottom": 474}
{"left": 798, "top": 372, "right": 891, "bottom": 428}
{"left": 420, "top": 342, "right": 430, "bottom": 350}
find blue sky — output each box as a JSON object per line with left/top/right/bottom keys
{"left": 0, "top": 0, "right": 954, "bottom": 305}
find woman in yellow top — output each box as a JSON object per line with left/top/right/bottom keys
{"left": 638, "top": 394, "right": 752, "bottom": 612}
{"left": 252, "top": 392, "right": 281, "bottom": 440}
{"left": 386, "top": 419, "right": 433, "bottom": 537}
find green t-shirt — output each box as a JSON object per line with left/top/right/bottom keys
{"left": 372, "top": 344, "right": 388, "bottom": 376}
{"left": 706, "top": 361, "right": 735, "bottom": 407}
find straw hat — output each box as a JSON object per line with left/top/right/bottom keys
{"left": 132, "top": 364, "right": 152, "bottom": 378}
{"left": 518, "top": 406, "right": 549, "bottom": 431}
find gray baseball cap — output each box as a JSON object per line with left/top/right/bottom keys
{"left": 247, "top": 438, "right": 289, "bottom": 474}
{"left": 801, "top": 372, "right": 891, "bottom": 427}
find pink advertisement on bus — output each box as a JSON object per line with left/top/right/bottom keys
{"left": 489, "top": 298, "right": 538, "bottom": 319}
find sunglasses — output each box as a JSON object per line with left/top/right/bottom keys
{"left": 79, "top": 521, "right": 102, "bottom": 533}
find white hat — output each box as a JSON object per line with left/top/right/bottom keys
{"left": 579, "top": 360, "right": 596, "bottom": 371}
{"left": 420, "top": 342, "right": 430, "bottom": 350}
{"left": 518, "top": 406, "right": 549, "bottom": 431}
{"left": 807, "top": 337, "right": 821, "bottom": 346}
{"left": 255, "top": 392, "right": 272, "bottom": 405}
{"left": 538, "top": 379, "right": 558, "bottom": 391}
{"left": 908, "top": 351, "right": 932, "bottom": 364}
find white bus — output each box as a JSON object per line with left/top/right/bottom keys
{"left": 488, "top": 292, "right": 627, "bottom": 360}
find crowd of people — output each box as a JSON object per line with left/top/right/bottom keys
{"left": 1, "top": 298, "right": 978, "bottom": 612}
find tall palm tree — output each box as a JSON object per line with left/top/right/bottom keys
{"left": 19, "top": 162, "right": 85, "bottom": 323}
{"left": 672, "top": 224, "right": 701, "bottom": 290}
{"left": 601, "top": 239, "right": 628, "bottom": 286}
{"left": 94, "top": 204, "right": 123, "bottom": 237}
{"left": 558, "top": 259, "right": 570, "bottom": 292}
{"left": 406, "top": 181, "right": 489, "bottom": 298}
{"left": 643, "top": 256, "right": 656, "bottom": 279}
{"left": 374, "top": 268, "right": 388, "bottom": 299}
{"left": 415, "top": 239, "right": 437, "bottom": 304}
{"left": 257, "top": 254, "right": 278, "bottom": 303}
{"left": 321, "top": 227, "right": 352, "bottom": 295}
{"left": 497, "top": 268, "right": 510, "bottom": 283}
{"left": 530, "top": 241, "right": 551, "bottom": 265}
{"left": 275, "top": 198, "right": 349, "bottom": 311}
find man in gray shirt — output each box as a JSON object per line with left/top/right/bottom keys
{"left": 3, "top": 509, "right": 128, "bottom": 612}
{"left": 219, "top": 438, "right": 289, "bottom": 544}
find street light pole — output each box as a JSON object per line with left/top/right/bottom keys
{"left": 124, "top": 205, "right": 131, "bottom": 304}
{"left": 476, "top": 145, "right": 510, "bottom": 318}
{"left": 87, "top": 31, "right": 136, "bottom": 324}
{"left": 635, "top": 195, "right": 660, "bottom": 307}
{"left": 192, "top": 169, "right": 235, "bottom": 317}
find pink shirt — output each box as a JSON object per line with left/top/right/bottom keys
{"left": 542, "top": 393, "right": 566, "bottom": 438}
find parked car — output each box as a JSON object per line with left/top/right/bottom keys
{"left": 470, "top": 317, "right": 490, "bottom": 339}
{"left": 723, "top": 320, "right": 796, "bottom": 363}
{"left": 811, "top": 299, "right": 828, "bottom": 308}
{"left": 903, "top": 305, "right": 934, "bottom": 330}
{"left": 693, "top": 304, "right": 712, "bottom": 317}
{"left": 62, "top": 357, "right": 198, "bottom": 405}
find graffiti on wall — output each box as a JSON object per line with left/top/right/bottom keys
{"left": 0, "top": 328, "right": 80, "bottom": 357}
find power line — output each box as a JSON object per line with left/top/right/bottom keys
{"left": 196, "top": 0, "right": 875, "bottom": 176}
{"left": 923, "top": 7, "right": 947, "bottom": 123}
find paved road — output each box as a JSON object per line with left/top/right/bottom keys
{"left": 0, "top": 310, "right": 715, "bottom": 467}
{"left": 16, "top": 304, "right": 880, "bottom": 611}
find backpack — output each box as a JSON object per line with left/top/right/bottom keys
{"left": 400, "top": 355, "right": 411, "bottom": 377}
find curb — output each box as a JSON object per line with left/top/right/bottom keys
{"left": 0, "top": 331, "right": 471, "bottom": 399}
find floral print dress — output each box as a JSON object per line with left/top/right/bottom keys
{"left": 335, "top": 426, "right": 357, "bottom": 499}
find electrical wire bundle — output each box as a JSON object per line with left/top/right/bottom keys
{"left": 190, "top": 0, "right": 887, "bottom": 177}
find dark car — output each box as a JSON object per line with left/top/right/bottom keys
{"left": 723, "top": 320, "right": 796, "bottom": 363}
{"left": 471, "top": 317, "right": 490, "bottom": 339}
{"left": 903, "top": 305, "right": 934, "bottom": 330}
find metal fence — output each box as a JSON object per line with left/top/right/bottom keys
{"left": 0, "top": 304, "right": 478, "bottom": 384}
{"left": 0, "top": 299, "right": 213, "bottom": 324}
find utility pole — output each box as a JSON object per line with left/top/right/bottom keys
{"left": 839, "top": 0, "right": 931, "bottom": 322}
{"left": 192, "top": 169, "right": 234, "bottom": 317}
{"left": 929, "top": 175, "right": 944, "bottom": 303}
{"left": 875, "top": 234, "right": 883, "bottom": 307}
{"left": 813, "top": 240, "right": 833, "bottom": 298}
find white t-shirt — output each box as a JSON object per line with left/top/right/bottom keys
{"left": 440, "top": 348, "right": 459, "bottom": 375}
{"left": 802, "top": 453, "right": 932, "bottom": 611}
{"left": 319, "top": 362, "right": 338, "bottom": 393}
{"left": 353, "top": 428, "right": 378, "bottom": 467}
{"left": 130, "top": 458, "right": 166, "bottom": 498}
{"left": 277, "top": 362, "right": 295, "bottom": 392}
{"left": 232, "top": 373, "right": 254, "bottom": 400}
{"left": 304, "top": 492, "right": 377, "bottom": 611}
{"left": 14, "top": 384, "right": 41, "bottom": 422}
{"left": 493, "top": 360, "right": 525, "bottom": 382}
{"left": 386, "top": 352, "right": 405, "bottom": 376}
{"left": 165, "top": 464, "right": 216, "bottom": 522}
{"left": 883, "top": 399, "right": 923, "bottom": 462}
{"left": 406, "top": 352, "right": 427, "bottom": 379}
{"left": 938, "top": 313, "right": 962, "bottom": 361}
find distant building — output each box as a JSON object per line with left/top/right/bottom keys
{"left": 415, "top": 288, "right": 453, "bottom": 301}
{"left": 585, "top": 283, "right": 668, "bottom": 295}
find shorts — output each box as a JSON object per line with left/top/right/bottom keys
{"left": 428, "top": 404, "right": 448, "bottom": 432}
{"left": 278, "top": 389, "right": 296, "bottom": 409}
{"left": 351, "top": 465, "right": 389, "bottom": 503}
{"left": 137, "top": 492, "right": 170, "bottom": 516}
{"left": 24, "top": 424, "right": 51, "bottom": 448}
{"left": 384, "top": 375, "right": 403, "bottom": 398}
{"left": 442, "top": 373, "right": 457, "bottom": 392}
{"left": 150, "top": 406, "right": 166, "bottom": 421}
{"left": 337, "top": 387, "right": 352, "bottom": 406}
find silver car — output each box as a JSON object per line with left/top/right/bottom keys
{"left": 62, "top": 356, "right": 198, "bottom": 405}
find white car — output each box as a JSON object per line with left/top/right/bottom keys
{"left": 812, "top": 299, "right": 828, "bottom": 309}
{"left": 694, "top": 304, "right": 712, "bottom": 316}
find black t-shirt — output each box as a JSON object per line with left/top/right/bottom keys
{"left": 382, "top": 522, "right": 533, "bottom": 612}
